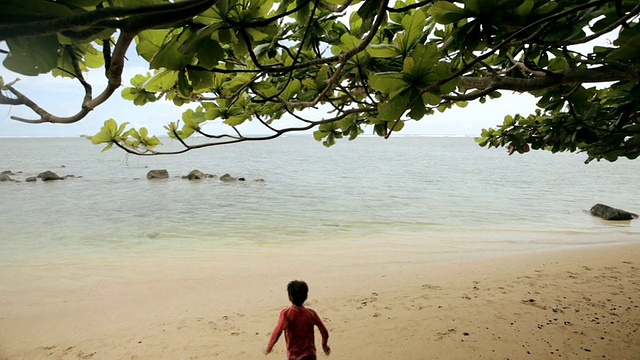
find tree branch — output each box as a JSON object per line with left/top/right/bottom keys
{"left": 423, "top": 0, "right": 616, "bottom": 94}
{"left": 459, "top": 64, "right": 640, "bottom": 92}
{"left": 8, "top": 32, "right": 135, "bottom": 124}
{"left": 0, "top": 0, "right": 218, "bottom": 40}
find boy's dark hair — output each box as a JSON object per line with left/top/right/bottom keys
{"left": 287, "top": 280, "right": 309, "bottom": 306}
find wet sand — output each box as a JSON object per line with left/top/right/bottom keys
{"left": 0, "top": 242, "right": 639, "bottom": 359}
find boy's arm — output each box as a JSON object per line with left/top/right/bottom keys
{"left": 265, "top": 309, "right": 287, "bottom": 354}
{"left": 313, "top": 310, "right": 331, "bottom": 355}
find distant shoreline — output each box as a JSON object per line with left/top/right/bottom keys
{"left": 0, "top": 133, "right": 479, "bottom": 139}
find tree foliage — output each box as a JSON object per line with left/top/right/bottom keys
{"left": 1, "top": 0, "right": 639, "bottom": 162}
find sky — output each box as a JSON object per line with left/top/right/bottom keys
{"left": 0, "top": 45, "right": 540, "bottom": 139}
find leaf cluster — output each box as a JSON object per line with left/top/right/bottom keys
{"left": 1, "top": 0, "right": 640, "bottom": 161}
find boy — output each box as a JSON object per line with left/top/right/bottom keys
{"left": 265, "top": 280, "right": 331, "bottom": 360}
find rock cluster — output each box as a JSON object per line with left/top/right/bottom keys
{"left": 146, "top": 169, "right": 264, "bottom": 183}
{"left": 1, "top": 168, "right": 264, "bottom": 184}
{"left": 0, "top": 170, "right": 72, "bottom": 183}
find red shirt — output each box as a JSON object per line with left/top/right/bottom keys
{"left": 267, "top": 305, "right": 329, "bottom": 360}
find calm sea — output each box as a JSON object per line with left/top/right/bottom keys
{"left": 0, "top": 136, "right": 638, "bottom": 263}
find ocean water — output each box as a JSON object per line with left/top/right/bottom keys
{"left": 0, "top": 136, "right": 638, "bottom": 264}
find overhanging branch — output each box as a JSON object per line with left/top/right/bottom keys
{"left": 0, "top": 0, "right": 218, "bottom": 40}
{"left": 459, "top": 64, "right": 640, "bottom": 93}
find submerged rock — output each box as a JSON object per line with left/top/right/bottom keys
{"left": 219, "top": 173, "right": 237, "bottom": 182}
{"left": 25, "top": 177, "right": 37, "bottom": 182}
{"left": 186, "top": 169, "right": 206, "bottom": 180}
{"left": 147, "top": 169, "right": 169, "bottom": 180}
{"left": 0, "top": 173, "right": 13, "bottom": 182}
{"left": 37, "top": 170, "right": 64, "bottom": 181}
{"left": 590, "top": 204, "right": 638, "bottom": 221}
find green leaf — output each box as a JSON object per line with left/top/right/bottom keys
{"left": 3, "top": 35, "right": 60, "bottom": 75}
{"left": 378, "top": 89, "right": 414, "bottom": 120}
{"left": 224, "top": 115, "right": 246, "bottom": 126}
{"left": 607, "top": 32, "right": 640, "bottom": 62}
{"left": 400, "top": 11, "right": 426, "bottom": 52}
{"left": 313, "top": 129, "right": 327, "bottom": 142}
{"left": 136, "top": 30, "right": 169, "bottom": 62}
{"left": 356, "top": 0, "right": 382, "bottom": 36}
{"left": 100, "top": 142, "right": 114, "bottom": 152}
{"left": 339, "top": 33, "right": 367, "bottom": 65}
{"left": 282, "top": 79, "right": 301, "bottom": 99}
{"left": 149, "top": 29, "right": 194, "bottom": 70}
{"left": 197, "top": 39, "right": 224, "bottom": 69}
{"left": 514, "top": 0, "right": 535, "bottom": 17}
{"left": 369, "top": 72, "right": 410, "bottom": 96}
{"left": 422, "top": 92, "right": 441, "bottom": 106}
{"left": 407, "top": 95, "right": 426, "bottom": 120}
{"left": 465, "top": 0, "right": 496, "bottom": 15}
{"left": 367, "top": 44, "right": 400, "bottom": 58}
{"left": 246, "top": 28, "right": 270, "bottom": 41}
{"left": 253, "top": 81, "right": 279, "bottom": 98}
{"left": 429, "top": 1, "right": 466, "bottom": 24}
{"left": 177, "top": 69, "right": 192, "bottom": 98}
{"left": 143, "top": 69, "right": 179, "bottom": 92}
{"left": 388, "top": 119, "right": 405, "bottom": 132}
{"left": 87, "top": 119, "right": 120, "bottom": 144}
{"left": 404, "top": 43, "right": 439, "bottom": 81}
{"left": 533, "top": 2, "right": 557, "bottom": 15}
{"left": 0, "top": 0, "right": 74, "bottom": 22}
{"left": 188, "top": 70, "right": 214, "bottom": 91}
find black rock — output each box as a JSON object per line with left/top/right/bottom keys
{"left": 590, "top": 204, "right": 638, "bottom": 221}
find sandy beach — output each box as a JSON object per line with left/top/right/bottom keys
{"left": 0, "top": 242, "right": 639, "bottom": 360}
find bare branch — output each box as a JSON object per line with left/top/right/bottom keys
{"left": 8, "top": 31, "right": 135, "bottom": 124}
{"left": 501, "top": 53, "right": 547, "bottom": 77}
{"left": 387, "top": 0, "right": 435, "bottom": 13}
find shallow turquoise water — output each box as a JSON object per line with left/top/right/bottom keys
{"left": 0, "top": 136, "right": 638, "bottom": 263}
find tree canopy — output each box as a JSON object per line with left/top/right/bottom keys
{"left": 1, "top": 0, "right": 639, "bottom": 162}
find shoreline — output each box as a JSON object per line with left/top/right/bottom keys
{"left": 1, "top": 242, "right": 639, "bottom": 359}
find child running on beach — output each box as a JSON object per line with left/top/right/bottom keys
{"left": 265, "top": 280, "right": 331, "bottom": 360}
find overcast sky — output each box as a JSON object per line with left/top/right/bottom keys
{"left": 0, "top": 48, "right": 539, "bottom": 139}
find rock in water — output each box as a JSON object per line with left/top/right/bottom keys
{"left": 37, "top": 170, "right": 64, "bottom": 181}
{"left": 590, "top": 204, "right": 638, "bottom": 221}
{"left": 187, "top": 169, "right": 206, "bottom": 180}
{"left": 219, "top": 173, "right": 237, "bottom": 182}
{"left": 147, "top": 169, "right": 169, "bottom": 180}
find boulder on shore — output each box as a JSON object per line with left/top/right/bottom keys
{"left": 590, "top": 204, "right": 638, "bottom": 221}
{"left": 37, "top": 170, "right": 64, "bottom": 181}
{"left": 147, "top": 169, "right": 169, "bottom": 180}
